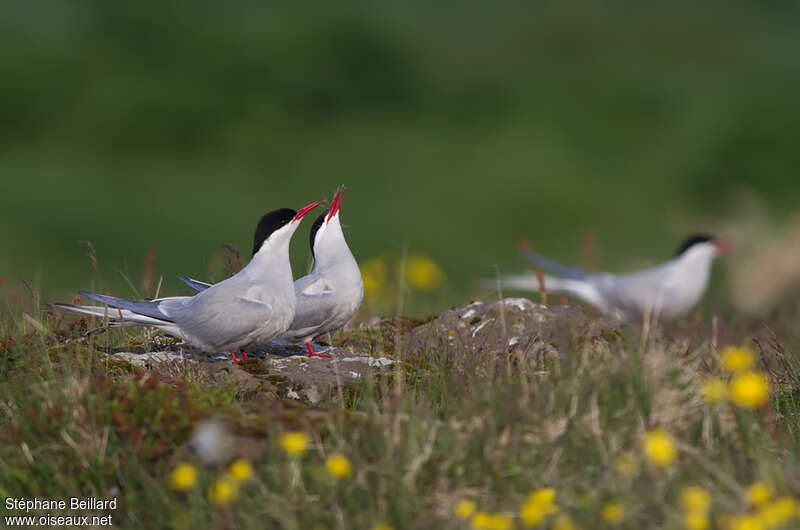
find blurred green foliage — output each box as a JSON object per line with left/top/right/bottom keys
{"left": 2, "top": 1, "right": 800, "bottom": 314}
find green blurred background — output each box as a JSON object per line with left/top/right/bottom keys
{"left": 3, "top": 1, "right": 800, "bottom": 316}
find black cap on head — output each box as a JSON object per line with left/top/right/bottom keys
{"left": 675, "top": 234, "right": 715, "bottom": 256}
{"left": 308, "top": 210, "right": 329, "bottom": 259}
{"left": 252, "top": 208, "right": 297, "bottom": 256}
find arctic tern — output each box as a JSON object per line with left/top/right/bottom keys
{"left": 180, "top": 186, "right": 363, "bottom": 358}
{"left": 55, "top": 201, "right": 322, "bottom": 362}
{"left": 493, "top": 234, "right": 729, "bottom": 321}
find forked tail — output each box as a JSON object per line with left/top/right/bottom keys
{"left": 54, "top": 291, "right": 175, "bottom": 327}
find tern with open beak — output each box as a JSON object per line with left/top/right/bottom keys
{"left": 55, "top": 201, "right": 322, "bottom": 362}
{"left": 180, "top": 187, "right": 363, "bottom": 358}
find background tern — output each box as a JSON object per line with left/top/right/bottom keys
{"left": 55, "top": 201, "right": 321, "bottom": 362}
{"left": 180, "top": 186, "right": 363, "bottom": 358}
{"left": 492, "top": 234, "right": 729, "bottom": 321}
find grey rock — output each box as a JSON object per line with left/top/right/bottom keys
{"left": 104, "top": 298, "right": 619, "bottom": 405}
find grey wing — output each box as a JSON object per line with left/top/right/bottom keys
{"left": 288, "top": 276, "right": 338, "bottom": 335}
{"left": 161, "top": 290, "right": 276, "bottom": 347}
{"left": 592, "top": 266, "right": 671, "bottom": 319}
{"left": 520, "top": 250, "right": 590, "bottom": 280}
{"left": 178, "top": 275, "right": 213, "bottom": 292}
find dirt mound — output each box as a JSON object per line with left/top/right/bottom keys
{"left": 107, "top": 298, "right": 620, "bottom": 405}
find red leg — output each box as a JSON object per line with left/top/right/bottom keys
{"left": 230, "top": 351, "right": 239, "bottom": 363}
{"left": 306, "top": 341, "right": 331, "bottom": 359}
{"left": 241, "top": 350, "right": 249, "bottom": 361}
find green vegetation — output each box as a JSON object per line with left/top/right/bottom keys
{"left": 3, "top": 2, "right": 800, "bottom": 315}
{"left": 2, "top": 295, "right": 800, "bottom": 528}
{"left": 3, "top": 3, "right": 800, "bottom": 529}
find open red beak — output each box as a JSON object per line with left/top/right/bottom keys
{"left": 713, "top": 237, "right": 732, "bottom": 255}
{"left": 293, "top": 200, "right": 322, "bottom": 222}
{"left": 327, "top": 186, "right": 345, "bottom": 222}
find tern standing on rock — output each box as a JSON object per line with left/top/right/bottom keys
{"left": 180, "top": 186, "right": 364, "bottom": 358}
{"left": 56, "top": 201, "right": 322, "bottom": 362}
{"left": 493, "top": 234, "right": 729, "bottom": 321}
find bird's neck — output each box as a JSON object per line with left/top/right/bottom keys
{"left": 674, "top": 246, "right": 716, "bottom": 271}
{"left": 671, "top": 246, "right": 716, "bottom": 290}
{"left": 312, "top": 225, "right": 359, "bottom": 279}
{"left": 247, "top": 231, "right": 294, "bottom": 283}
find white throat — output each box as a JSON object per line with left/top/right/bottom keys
{"left": 660, "top": 242, "right": 717, "bottom": 316}
{"left": 248, "top": 221, "right": 298, "bottom": 273}
{"left": 312, "top": 214, "right": 351, "bottom": 270}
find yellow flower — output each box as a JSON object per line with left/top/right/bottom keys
{"left": 455, "top": 499, "right": 477, "bottom": 520}
{"left": 682, "top": 486, "right": 712, "bottom": 530}
{"left": 325, "top": 452, "right": 352, "bottom": 479}
{"left": 601, "top": 500, "right": 625, "bottom": 524}
{"left": 520, "top": 502, "right": 547, "bottom": 526}
{"left": 405, "top": 255, "right": 444, "bottom": 291}
{"left": 730, "top": 514, "right": 766, "bottom": 530}
{"left": 228, "top": 458, "right": 253, "bottom": 482}
{"left": 729, "top": 372, "right": 770, "bottom": 409}
{"left": 371, "top": 523, "right": 394, "bottom": 530}
{"left": 472, "top": 511, "right": 492, "bottom": 529}
{"left": 553, "top": 514, "right": 576, "bottom": 530}
{"left": 168, "top": 463, "right": 198, "bottom": 491}
{"left": 520, "top": 488, "right": 559, "bottom": 526}
{"left": 758, "top": 496, "right": 796, "bottom": 527}
{"left": 642, "top": 429, "right": 677, "bottom": 468}
{"left": 208, "top": 476, "right": 238, "bottom": 506}
{"left": 720, "top": 346, "right": 755, "bottom": 374}
{"left": 681, "top": 486, "right": 712, "bottom": 513}
{"left": 685, "top": 510, "right": 710, "bottom": 530}
{"left": 702, "top": 378, "right": 728, "bottom": 404}
{"left": 279, "top": 431, "right": 310, "bottom": 457}
{"left": 614, "top": 451, "right": 640, "bottom": 477}
{"left": 361, "top": 257, "right": 388, "bottom": 296}
{"left": 746, "top": 481, "right": 771, "bottom": 507}
{"left": 526, "top": 488, "right": 556, "bottom": 507}
{"left": 488, "top": 514, "right": 513, "bottom": 530}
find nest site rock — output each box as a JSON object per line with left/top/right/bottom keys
{"left": 106, "top": 298, "right": 620, "bottom": 404}
{"left": 403, "top": 298, "right": 619, "bottom": 359}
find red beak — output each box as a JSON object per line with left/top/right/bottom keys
{"left": 713, "top": 237, "right": 732, "bottom": 255}
{"left": 327, "top": 186, "right": 345, "bottom": 222}
{"left": 293, "top": 200, "right": 322, "bottom": 222}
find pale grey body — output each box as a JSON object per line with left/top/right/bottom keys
{"left": 181, "top": 213, "right": 363, "bottom": 345}
{"left": 282, "top": 214, "right": 363, "bottom": 343}
{"left": 496, "top": 242, "right": 719, "bottom": 321}
{"left": 56, "top": 221, "right": 300, "bottom": 352}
